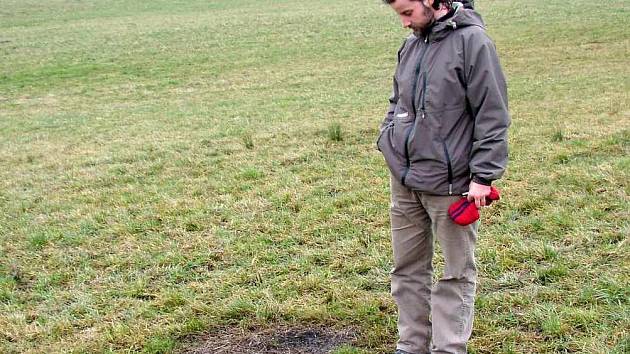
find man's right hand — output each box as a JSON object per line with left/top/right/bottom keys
{"left": 467, "top": 181, "right": 491, "bottom": 209}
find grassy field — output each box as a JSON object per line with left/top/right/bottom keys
{"left": 1, "top": 0, "right": 628, "bottom": 353}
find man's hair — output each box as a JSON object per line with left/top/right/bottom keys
{"left": 382, "top": 0, "right": 455, "bottom": 9}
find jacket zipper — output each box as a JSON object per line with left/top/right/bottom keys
{"left": 420, "top": 73, "right": 428, "bottom": 118}
{"left": 410, "top": 36, "right": 430, "bottom": 118}
{"left": 402, "top": 36, "right": 430, "bottom": 186}
{"left": 441, "top": 139, "right": 454, "bottom": 195}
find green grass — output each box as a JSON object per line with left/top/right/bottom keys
{"left": 1, "top": 0, "right": 628, "bottom": 353}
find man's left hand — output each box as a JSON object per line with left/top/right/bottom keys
{"left": 467, "top": 181, "right": 491, "bottom": 209}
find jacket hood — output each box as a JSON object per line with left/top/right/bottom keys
{"left": 414, "top": 2, "right": 486, "bottom": 41}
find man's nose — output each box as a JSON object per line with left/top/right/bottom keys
{"left": 401, "top": 18, "right": 411, "bottom": 28}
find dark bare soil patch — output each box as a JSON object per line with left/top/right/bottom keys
{"left": 178, "top": 325, "right": 357, "bottom": 354}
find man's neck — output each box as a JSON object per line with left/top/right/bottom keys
{"left": 433, "top": 7, "right": 450, "bottom": 21}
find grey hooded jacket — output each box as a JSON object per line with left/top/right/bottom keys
{"left": 377, "top": 4, "right": 510, "bottom": 195}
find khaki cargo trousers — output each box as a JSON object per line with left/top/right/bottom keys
{"left": 389, "top": 176, "right": 478, "bottom": 354}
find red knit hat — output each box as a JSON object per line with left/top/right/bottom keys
{"left": 448, "top": 186, "right": 500, "bottom": 226}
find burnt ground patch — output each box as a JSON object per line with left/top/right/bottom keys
{"left": 178, "top": 325, "right": 358, "bottom": 354}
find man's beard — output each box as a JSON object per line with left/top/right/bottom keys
{"left": 411, "top": 2, "right": 435, "bottom": 34}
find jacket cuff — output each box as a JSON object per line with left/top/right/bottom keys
{"left": 472, "top": 175, "right": 492, "bottom": 186}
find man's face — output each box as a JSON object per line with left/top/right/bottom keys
{"left": 390, "top": 0, "right": 435, "bottom": 32}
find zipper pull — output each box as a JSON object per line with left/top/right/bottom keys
{"left": 421, "top": 111, "right": 425, "bottom": 119}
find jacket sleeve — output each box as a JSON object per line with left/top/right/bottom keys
{"left": 380, "top": 39, "right": 407, "bottom": 130}
{"left": 465, "top": 30, "right": 510, "bottom": 186}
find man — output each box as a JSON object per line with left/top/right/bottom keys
{"left": 377, "top": 0, "right": 510, "bottom": 353}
